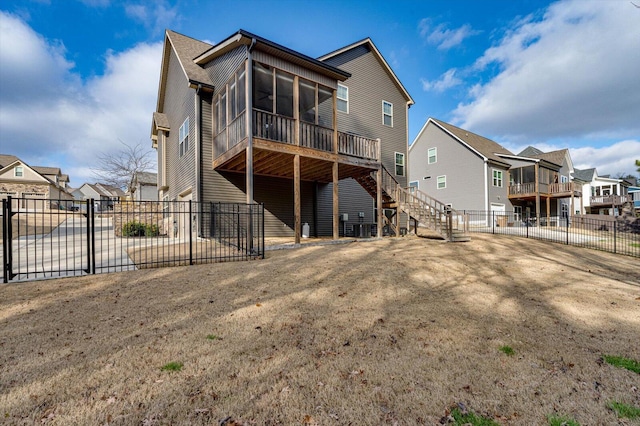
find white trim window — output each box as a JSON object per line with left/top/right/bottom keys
{"left": 409, "top": 180, "right": 418, "bottom": 193}
{"left": 437, "top": 175, "right": 446, "bottom": 189}
{"left": 179, "top": 117, "right": 189, "bottom": 157}
{"left": 561, "top": 175, "right": 569, "bottom": 183}
{"left": 492, "top": 169, "right": 503, "bottom": 187}
{"left": 382, "top": 100, "right": 393, "bottom": 127}
{"left": 337, "top": 83, "right": 348, "bottom": 113}
{"left": 395, "top": 152, "right": 405, "bottom": 176}
{"left": 428, "top": 147, "right": 437, "bottom": 164}
{"left": 14, "top": 166, "right": 23, "bottom": 177}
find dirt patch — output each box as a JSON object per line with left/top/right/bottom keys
{"left": 0, "top": 234, "right": 638, "bottom": 425}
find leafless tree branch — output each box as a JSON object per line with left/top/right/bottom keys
{"left": 92, "top": 141, "right": 155, "bottom": 190}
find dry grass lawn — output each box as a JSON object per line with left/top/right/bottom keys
{"left": 1, "top": 234, "right": 639, "bottom": 425}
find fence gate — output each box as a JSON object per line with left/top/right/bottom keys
{"left": 2, "top": 197, "right": 93, "bottom": 283}
{"left": 2, "top": 197, "right": 265, "bottom": 283}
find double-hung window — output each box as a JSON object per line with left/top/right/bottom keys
{"left": 437, "top": 175, "right": 446, "bottom": 189}
{"left": 382, "top": 101, "right": 393, "bottom": 127}
{"left": 337, "top": 83, "right": 348, "bottom": 113}
{"left": 428, "top": 147, "right": 437, "bottom": 164}
{"left": 493, "top": 169, "right": 503, "bottom": 187}
{"left": 179, "top": 118, "right": 189, "bottom": 157}
{"left": 395, "top": 152, "right": 405, "bottom": 176}
{"left": 15, "top": 166, "right": 23, "bottom": 177}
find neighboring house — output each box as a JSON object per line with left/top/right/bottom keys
{"left": 128, "top": 171, "right": 158, "bottom": 201}
{"left": 151, "top": 29, "right": 413, "bottom": 241}
{"left": 498, "top": 146, "right": 582, "bottom": 222}
{"left": 408, "top": 118, "right": 514, "bottom": 215}
{"left": 0, "top": 154, "right": 73, "bottom": 209}
{"left": 573, "top": 168, "right": 631, "bottom": 216}
{"left": 73, "top": 182, "right": 125, "bottom": 210}
{"left": 408, "top": 120, "right": 583, "bottom": 225}
{"left": 628, "top": 186, "right": 640, "bottom": 215}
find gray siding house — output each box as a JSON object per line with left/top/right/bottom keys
{"left": 408, "top": 118, "right": 514, "bottom": 214}
{"left": 151, "top": 30, "right": 413, "bottom": 242}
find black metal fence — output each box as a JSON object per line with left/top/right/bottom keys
{"left": 462, "top": 210, "right": 640, "bottom": 258}
{"left": 1, "top": 197, "right": 264, "bottom": 283}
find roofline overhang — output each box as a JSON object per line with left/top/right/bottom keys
{"left": 195, "top": 29, "right": 351, "bottom": 81}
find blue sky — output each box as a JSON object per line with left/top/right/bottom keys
{"left": 1, "top": 0, "right": 639, "bottom": 187}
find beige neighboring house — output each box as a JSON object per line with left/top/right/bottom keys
{"left": 0, "top": 154, "right": 73, "bottom": 209}
{"left": 128, "top": 171, "right": 158, "bottom": 201}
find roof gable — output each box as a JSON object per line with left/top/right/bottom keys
{"left": 415, "top": 118, "right": 513, "bottom": 167}
{"left": 318, "top": 38, "right": 414, "bottom": 105}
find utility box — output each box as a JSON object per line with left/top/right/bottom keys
{"left": 353, "top": 223, "right": 372, "bottom": 238}
{"left": 340, "top": 213, "right": 349, "bottom": 222}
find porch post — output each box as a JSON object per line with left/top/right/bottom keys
{"left": 294, "top": 154, "right": 301, "bottom": 244}
{"left": 333, "top": 161, "right": 339, "bottom": 239}
{"left": 546, "top": 196, "right": 551, "bottom": 225}
{"left": 376, "top": 167, "right": 383, "bottom": 238}
{"left": 246, "top": 58, "right": 254, "bottom": 206}
{"left": 294, "top": 76, "right": 300, "bottom": 147}
{"left": 333, "top": 89, "right": 338, "bottom": 154}
{"left": 535, "top": 162, "right": 540, "bottom": 221}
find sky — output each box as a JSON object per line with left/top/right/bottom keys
{"left": 1, "top": 0, "right": 639, "bottom": 188}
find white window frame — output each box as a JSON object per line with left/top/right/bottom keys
{"left": 394, "top": 152, "right": 405, "bottom": 176}
{"left": 382, "top": 100, "right": 393, "bottom": 127}
{"left": 179, "top": 117, "right": 189, "bottom": 157}
{"left": 428, "top": 147, "right": 437, "bottom": 164}
{"left": 337, "top": 83, "right": 348, "bottom": 113}
{"left": 437, "top": 175, "right": 446, "bottom": 189}
{"left": 15, "top": 166, "right": 23, "bottom": 177}
{"left": 409, "top": 180, "right": 419, "bottom": 193}
{"left": 514, "top": 205, "right": 522, "bottom": 222}
{"left": 492, "top": 169, "right": 503, "bottom": 187}
{"left": 561, "top": 175, "right": 569, "bottom": 183}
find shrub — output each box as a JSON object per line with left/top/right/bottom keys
{"left": 122, "top": 221, "right": 159, "bottom": 237}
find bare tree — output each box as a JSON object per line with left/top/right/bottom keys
{"left": 92, "top": 141, "right": 155, "bottom": 190}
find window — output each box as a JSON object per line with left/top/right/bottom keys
{"left": 409, "top": 181, "right": 418, "bottom": 193}
{"left": 179, "top": 117, "right": 189, "bottom": 157}
{"left": 337, "top": 83, "right": 348, "bottom": 113}
{"left": 428, "top": 147, "right": 437, "bottom": 164}
{"left": 561, "top": 175, "right": 569, "bottom": 183}
{"left": 15, "top": 166, "right": 23, "bottom": 177}
{"left": 383, "top": 101, "right": 393, "bottom": 126}
{"left": 493, "top": 169, "right": 503, "bottom": 187}
{"left": 437, "top": 175, "right": 446, "bottom": 189}
{"left": 395, "top": 152, "right": 405, "bottom": 176}
{"left": 275, "top": 70, "right": 294, "bottom": 117}
{"left": 514, "top": 205, "right": 522, "bottom": 221}
{"left": 253, "top": 62, "right": 273, "bottom": 113}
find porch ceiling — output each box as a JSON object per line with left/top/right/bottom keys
{"left": 214, "top": 147, "right": 373, "bottom": 183}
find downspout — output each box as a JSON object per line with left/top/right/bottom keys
{"left": 246, "top": 38, "right": 256, "bottom": 205}
{"left": 484, "top": 160, "right": 489, "bottom": 212}
{"left": 195, "top": 84, "right": 202, "bottom": 236}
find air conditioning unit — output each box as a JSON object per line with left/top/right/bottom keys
{"left": 340, "top": 213, "right": 348, "bottom": 222}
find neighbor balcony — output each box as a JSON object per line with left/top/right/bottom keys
{"left": 590, "top": 194, "right": 631, "bottom": 206}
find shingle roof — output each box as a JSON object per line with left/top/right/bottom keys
{"left": 135, "top": 171, "right": 157, "bottom": 185}
{"left": 430, "top": 119, "right": 514, "bottom": 167}
{"left": 153, "top": 112, "right": 170, "bottom": 130}
{"left": 0, "top": 154, "right": 20, "bottom": 169}
{"left": 517, "top": 146, "right": 544, "bottom": 157}
{"left": 32, "top": 166, "right": 61, "bottom": 176}
{"left": 166, "top": 30, "right": 214, "bottom": 88}
{"left": 517, "top": 147, "right": 567, "bottom": 168}
{"left": 60, "top": 174, "right": 69, "bottom": 182}
{"left": 573, "top": 168, "right": 596, "bottom": 182}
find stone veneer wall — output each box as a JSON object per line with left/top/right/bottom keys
{"left": 112, "top": 202, "right": 167, "bottom": 237}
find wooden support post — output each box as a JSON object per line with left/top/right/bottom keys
{"left": 546, "top": 196, "right": 551, "bottom": 225}
{"left": 333, "top": 161, "right": 339, "bottom": 239}
{"left": 376, "top": 167, "right": 382, "bottom": 238}
{"left": 535, "top": 162, "right": 540, "bottom": 221}
{"left": 294, "top": 154, "right": 301, "bottom": 244}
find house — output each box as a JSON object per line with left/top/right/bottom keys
{"left": 151, "top": 29, "right": 413, "bottom": 242}
{"left": 0, "top": 154, "right": 73, "bottom": 209}
{"left": 73, "top": 182, "right": 125, "bottom": 210}
{"left": 408, "top": 118, "right": 514, "bottom": 216}
{"left": 498, "top": 146, "right": 582, "bottom": 223}
{"left": 628, "top": 186, "right": 640, "bottom": 215}
{"left": 573, "top": 168, "right": 632, "bottom": 216}
{"left": 128, "top": 171, "right": 158, "bottom": 201}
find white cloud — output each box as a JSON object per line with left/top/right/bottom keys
{"left": 0, "top": 11, "right": 162, "bottom": 186}
{"left": 421, "top": 69, "right": 462, "bottom": 93}
{"left": 419, "top": 19, "right": 480, "bottom": 50}
{"left": 452, "top": 0, "right": 640, "bottom": 142}
{"left": 125, "top": 1, "right": 179, "bottom": 35}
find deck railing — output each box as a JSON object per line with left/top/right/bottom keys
{"left": 300, "top": 121, "right": 333, "bottom": 152}
{"left": 509, "top": 182, "right": 536, "bottom": 196}
{"left": 228, "top": 111, "right": 247, "bottom": 149}
{"left": 251, "top": 109, "right": 379, "bottom": 161}
{"left": 253, "top": 109, "right": 295, "bottom": 144}
{"left": 591, "top": 195, "right": 631, "bottom": 206}
{"left": 509, "top": 182, "right": 581, "bottom": 196}
{"left": 337, "top": 132, "right": 378, "bottom": 160}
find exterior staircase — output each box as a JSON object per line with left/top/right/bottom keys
{"left": 355, "top": 167, "right": 470, "bottom": 242}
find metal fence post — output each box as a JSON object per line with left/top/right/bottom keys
{"left": 261, "top": 203, "right": 265, "bottom": 259}
{"left": 189, "top": 200, "right": 193, "bottom": 265}
{"left": 613, "top": 220, "right": 617, "bottom": 254}
{"left": 90, "top": 199, "right": 96, "bottom": 274}
{"left": 526, "top": 213, "right": 529, "bottom": 239}
{"left": 492, "top": 210, "right": 495, "bottom": 234}
{"left": 566, "top": 215, "right": 569, "bottom": 245}
{"left": 2, "top": 198, "right": 8, "bottom": 283}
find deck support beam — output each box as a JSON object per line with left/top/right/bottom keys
{"left": 333, "top": 162, "right": 339, "bottom": 239}
{"left": 294, "top": 154, "right": 301, "bottom": 244}
{"left": 376, "top": 167, "right": 382, "bottom": 239}
{"left": 535, "top": 162, "right": 540, "bottom": 221}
